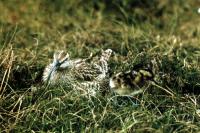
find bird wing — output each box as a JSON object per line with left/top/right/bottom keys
{"left": 71, "top": 61, "right": 102, "bottom": 81}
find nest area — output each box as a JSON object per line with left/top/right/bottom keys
{"left": 0, "top": 0, "right": 200, "bottom": 132}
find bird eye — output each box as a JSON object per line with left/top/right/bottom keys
{"left": 117, "top": 78, "right": 121, "bottom": 83}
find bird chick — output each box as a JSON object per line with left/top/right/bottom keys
{"left": 109, "top": 68, "right": 154, "bottom": 95}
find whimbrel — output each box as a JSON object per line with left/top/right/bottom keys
{"left": 43, "top": 49, "right": 113, "bottom": 96}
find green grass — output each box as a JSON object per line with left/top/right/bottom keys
{"left": 0, "top": 0, "right": 200, "bottom": 132}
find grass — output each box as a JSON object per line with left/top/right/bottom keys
{"left": 0, "top": 0, "right": 200, "bottom": 132}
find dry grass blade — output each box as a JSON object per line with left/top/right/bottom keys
{"left": 0, "top": 48, "right": 14, "bottom": 98}
{"left": 152, "top": 82, "right": 175, "bottom": 97}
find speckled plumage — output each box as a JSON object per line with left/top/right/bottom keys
{"left": 43, "top": 49, "right": 113, "bottom": 96}
{"left": 109, "top": 68, "right": 154, "bottom": 95}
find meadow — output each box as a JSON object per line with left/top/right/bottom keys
{"left": 0, "top": 0, "right": 200, "bottom": 132}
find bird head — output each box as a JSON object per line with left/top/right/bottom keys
{"left": 53, "top": 50, "right": 69, "bottom": 68}
{"left": 43, "top": 51, "right": 70, "bottom": 84}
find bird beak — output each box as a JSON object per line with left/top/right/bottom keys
{"left": 46, "top": 63, "right": 58, "bottom": 84}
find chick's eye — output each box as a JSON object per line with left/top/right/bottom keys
{"left": 117, "top": 78, "right": 121, "bottom": 83}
